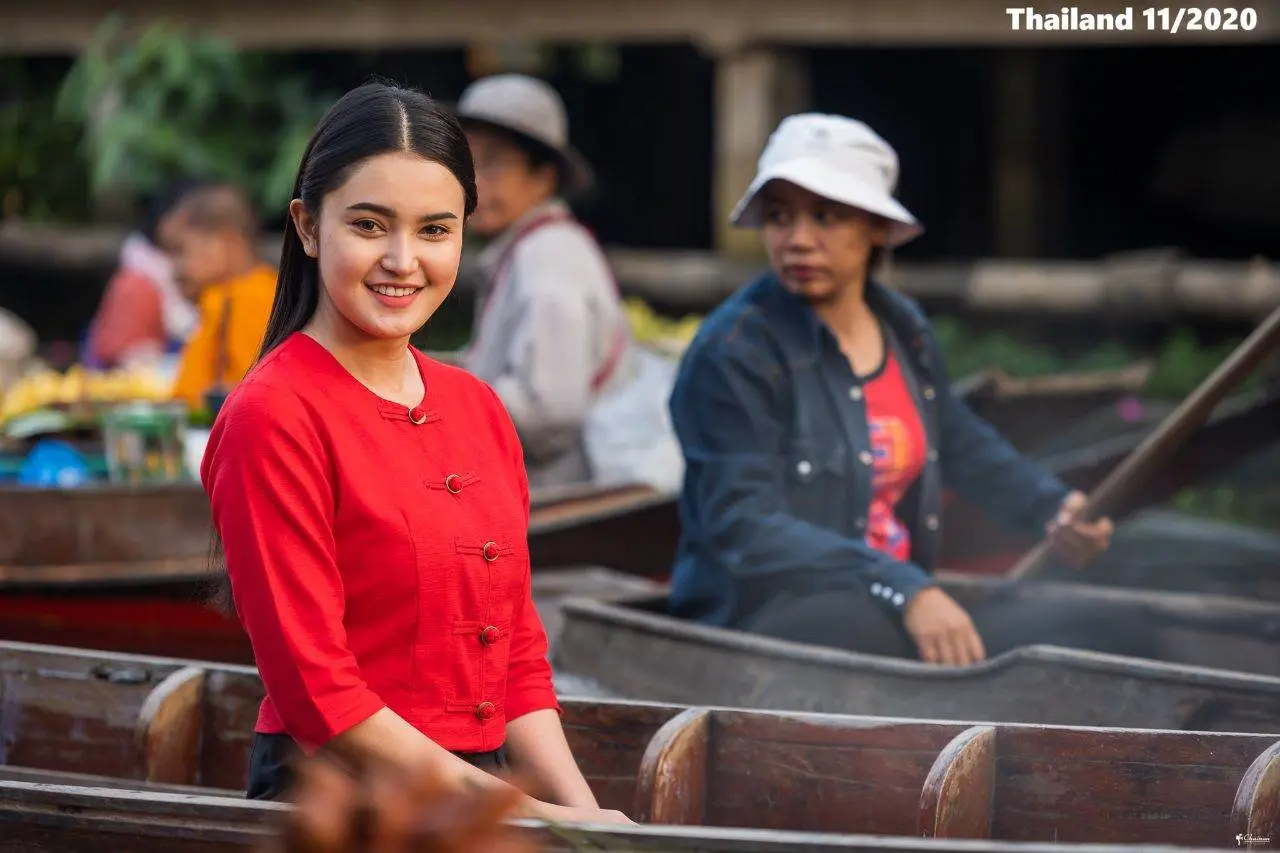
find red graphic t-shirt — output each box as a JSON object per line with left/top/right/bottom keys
{"left": 860, "top": 350, "right": 927, "bottom": 561}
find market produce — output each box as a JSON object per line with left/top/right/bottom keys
{"left": 624, "top": 297, "right": 701, "bottom": 352}
{"left": 0, "top": 363, "right": 173, "bottom": 425}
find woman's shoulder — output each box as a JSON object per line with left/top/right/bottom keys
{"left": 215, "top": 337, "right": 320, "bottom": 430}
{"left": 682, "top": 275, "right": 788, "bottom": 370}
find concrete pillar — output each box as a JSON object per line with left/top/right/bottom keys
{"left": 711, "top": 46, "right": 810, "bottom": 258}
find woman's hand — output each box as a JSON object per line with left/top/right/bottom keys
{"left": 1046, "top": 490, "right": 1113, "bottom": 566}
{"left": 276, "top": 755, "right": 534, "bottom": 853}
{"left": 902, "top": 587, "right": 986, "bottom": 666}
{"left": 529, "top": 802, "right": 636, "bottom": 826}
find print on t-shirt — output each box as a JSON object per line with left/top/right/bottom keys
{"left": 861, "top": 351, "right": 927, "bottom": 562}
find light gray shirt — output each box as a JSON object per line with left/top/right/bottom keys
{"left": 463, "top": 200, "right": 633, "bottom": 488}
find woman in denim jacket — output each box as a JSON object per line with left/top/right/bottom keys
{"left": 667, "top": 114, "right": 1155, "bottom": 666}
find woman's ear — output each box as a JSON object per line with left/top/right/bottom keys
{"left": 289, "top": 199, "right": 319, "bottom": 258}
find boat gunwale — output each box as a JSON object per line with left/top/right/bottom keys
{"left": 0, "top": 779, "right": 1245, "bottom": 853}
{"left": 555, "top": 590, "right": 1280, "bottom": 692}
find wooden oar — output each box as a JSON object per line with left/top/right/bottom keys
{"left": 1007, "top": 301, "right": 1280, "bottom": 580}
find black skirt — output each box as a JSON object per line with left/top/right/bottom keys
{"left": 245, "top": 732, "right": 509, "bottom": 800}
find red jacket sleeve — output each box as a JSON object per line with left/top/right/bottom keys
{"left": 490, "top": 387, "right": 560, "bottom": 721}
{"left": 202, "top": 384, "right": 386, "bottom": 750}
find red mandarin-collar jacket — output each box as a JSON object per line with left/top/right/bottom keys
{"left": 201, "top": 332, "right": 559, "bottom": 753}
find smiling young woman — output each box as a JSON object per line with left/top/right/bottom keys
{"left": 200, "top": 82, "right": 629, "bottom": 826}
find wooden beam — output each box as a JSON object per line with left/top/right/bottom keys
{"left": 712, "top": 47, "right": 809, "bottom": 259}
{"left": 5, "top": 0, "right": 1279, "bottom": 55}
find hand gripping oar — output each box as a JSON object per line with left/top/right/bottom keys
{"left": 1007, "top": 301, "right": 1280, "bottom": 580}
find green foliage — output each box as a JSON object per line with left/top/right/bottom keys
{"left": 930, "top": 315, "right": 1260, "bottom": 400}
{"left": 0, "top": 61, "right": 95, "bottom": 223}
{"left": 53, "top": 14, "right": 330, "bottom": 216}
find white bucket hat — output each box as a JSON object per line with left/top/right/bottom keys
{"left": 730, "top": 113, "right": 924, "bottom": 247}
{"left": 456, "top": 74, "right": 594, "bottom": 198}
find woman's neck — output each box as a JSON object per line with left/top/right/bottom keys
{"left": 812, "top": 273, "right": 877, "bottom": 344}
{"left": 809, "top": 271, "right": 886, "bottom": 376}
{"left": 304, "top": 301, "right": 417, "bottom": 402}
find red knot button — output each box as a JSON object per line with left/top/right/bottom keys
{"left": 445, "top": 474, "right": 462, "bottom": 494}
{"left": 482, "top": 541, "right": 499, "bottom": 561}
{"left": 408, "top": 407, "right": 427, "bottom": 424}
{"left": 474, "top": 701, "right": 496, "bottom": 721}
{"left": 480, "top": 625, "right": 500, "bottom": 645}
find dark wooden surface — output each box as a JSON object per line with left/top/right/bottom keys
{"left": 3, "top": 640, "right": 1278, "bottom": 848}
{"left": 0, "top": 564, "right": 663, "bottom": 667}
{"left": 134, "top": 665, "right": 205, "bottom": 785}
{"left": 552, "top": 586, "right": 1280, "bottom": 733}
{"left": 0, "top": 640, "right": 678, "bottom": 810}
{"left": 632, "top": 707, "right": 1280, "bottom": 847}
{"left": 0, "top": 482, "right": 670, "bottom": 582}
{"left": 919, "top": 724, "right": 996, "bottom": 839}
{"left": 635, "top": 707, "right": 711, "bottom": 825}
{"left": 0, "top": 780, "right": 1244, "bottom": 853}
{"left": 1233, "top": 741, "right": 1280, "bottom": 846}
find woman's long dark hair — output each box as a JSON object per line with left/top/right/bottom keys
{"left": 207, "top": 81, "right": 478, "bottom": 617}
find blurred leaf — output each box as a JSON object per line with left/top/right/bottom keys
{"left": 41, "top": 15, "right": 333, "bottom": 221}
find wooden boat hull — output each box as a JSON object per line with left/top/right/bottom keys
{"left": 0, "top": 566, "right": 663, "bottom": 666}
{"left": 552, "top": 580, "right": 1280, "bottom": 733}
{"left": 3, "top": 641, "right": 1276, "bottom": 849}
{"left": 0, "top": 482, "right": 667, "bottom": 585}
{"left": 0, "top": 782, "right": 1226, "bottom": 853}
{"left": 0, "top": 364, "right": 1146, "bottom": 585}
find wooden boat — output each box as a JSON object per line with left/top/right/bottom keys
{"left": 0, "top": 363, "right": 1142, "bottom": 582}
{"left": 552, "top": 579, "right": 1280, "bottom": 733}
{"left": 937, "top": 385, "right": 1280, "bottom": 595}
{"left": 2, "top": 640, "right": 1276, "bottom": 848}
{"left": 0, "top": 480, "right": 665, "bottom": 587}
{"left": 0, "top": 639, "right": 670, "bottom": 802}
{"left": 0, "top": 565, "right": 662, "bottom": 666}
{"left": 3, "top": 376, "right": 1274, "bottom": 672}
{"left": 949, "top": 360, "right": 1153, "bottom": 451}
{"left": 0, "top": 782, "right": 1238, "bottom": 853}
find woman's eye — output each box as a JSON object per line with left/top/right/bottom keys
{"left": 353, "top": 219, "right": 380, "bottom": 232}
{"left": 423, "top": 224, "right": 448, "bottom": 237}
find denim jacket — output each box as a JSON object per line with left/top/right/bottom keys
{"left": 666, "top": 272, "right": 1070, "bottom": 627}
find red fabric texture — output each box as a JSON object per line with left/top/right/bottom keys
{"left": 861, "top": 350, "right": 928, "bottom": 562}
{"left": 202, "top": 332, "right": 558, "bottom": 753}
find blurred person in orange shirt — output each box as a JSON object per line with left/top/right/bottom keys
{"left": 161, "top": 184, "right": 277, "bottom": 413}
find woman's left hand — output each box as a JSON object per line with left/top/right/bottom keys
{"left": 1046, "top": 490, "right": 1113, "bottom": 566}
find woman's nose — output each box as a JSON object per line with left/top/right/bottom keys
{"left": 380, "top": 238, "right": 417, "bottom": 275}
{"left": 788, "top": 216, "right": 819, "bottom": 247}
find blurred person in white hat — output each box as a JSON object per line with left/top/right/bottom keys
{"left": 666, "top": 113, "right": 1152, "bottom": 667}
{"left": 456, "top": 74, "right": 636, "bottom": 489}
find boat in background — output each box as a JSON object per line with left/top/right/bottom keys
{"left": 553, "top": 578, "right": 1280, "bottom": 732}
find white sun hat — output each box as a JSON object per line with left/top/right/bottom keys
{"left": 730, "top": 113, "right": 924, "bottom": 247}
{"left": 456, "top": 74, "right": 594, "bottom": 198}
